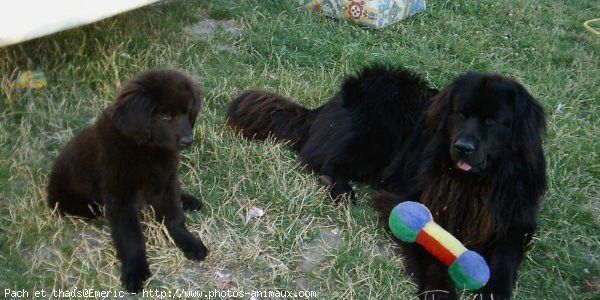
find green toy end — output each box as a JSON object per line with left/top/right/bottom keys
{"left": 448, "top": 250, "right": 490, "bottom": 291}
{"left": 448, "top": 263, "right": 484, "bottom": 291}
{"left": 389, "top": 205, "right": 419, "bottom": 242}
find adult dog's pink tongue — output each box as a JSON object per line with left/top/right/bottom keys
{"left": 457, "top": 161, "right": 472, "bottom": 171}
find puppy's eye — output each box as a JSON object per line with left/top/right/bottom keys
{"left": 160, "top": 114, "right": 172, "bottom": 121}
{"left": 484, "top": 118, "right": 496, "bottom": 125}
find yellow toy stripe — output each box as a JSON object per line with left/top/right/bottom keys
{"left": 422, "top": 222, "right": 467, "bottom": 257}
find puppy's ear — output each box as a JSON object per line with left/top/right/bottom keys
{"left": 188, "top": 81, "right": 202, "bottom": 126}
{"left": 426, "top": 83, "right": 454, "bottom": 133}
{"left": 110, "top": 84, "right": 156, "bottom": 143}
{"left": 510, "top": 83, "right": 546, "bottom": 162}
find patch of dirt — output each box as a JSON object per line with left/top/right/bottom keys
{"left": 293, "top": 276, "right": 311, "bottom": 290}
{"left": 184, "top": 18, "right": 243, "bottom": 36}
{"left": 582, "top": 275, "right": 599, "bottom": 293}
{"left": 239, "top": 265, "right": 260, "bottom": 282}
{"left": 376, "top": 243, "right": 398, "bottom": 259}
{"left": 289, "top": 226, "right": 344, "bottom": 292}
{"left": 298, "top": 226, "right": 342, "bottom": 273}
{"left": 215, "top": 44, "right": 238, "bottom": 53}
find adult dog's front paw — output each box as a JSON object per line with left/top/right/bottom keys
{"left": 420, "top": 291, "right": 456, "bottom": 300}
{"left": 122, "top": 259, "right": 151, "bottom": 293}
{"left": 319, "top": 175, "right": 356, "bottom": 202}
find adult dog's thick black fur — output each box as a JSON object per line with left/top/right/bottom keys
{"left": 47, "top": 68, "right": 207, "bottom": 292}
{"left": 227, "top": 65, "right": 547, "bottom": 299}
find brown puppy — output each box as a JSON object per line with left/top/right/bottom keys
{"left": 47, "top": 68, "right": 207, "bottom": 292}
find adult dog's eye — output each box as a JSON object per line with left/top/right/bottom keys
{"left": 484, "top": 118, "right": 496, "bottom": 125}
{"left": 160, "top": 114, "right": 172, "bottom": 121}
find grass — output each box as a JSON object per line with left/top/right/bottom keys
{"left": 0, "top": 0, "right": 598, "bottom": 299}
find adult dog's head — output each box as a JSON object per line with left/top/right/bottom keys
{"left": 109, "top": 68, "right": 202, "bottom": 151}
{"left": 427, "top": 73, "right": 546, "bottom": 174}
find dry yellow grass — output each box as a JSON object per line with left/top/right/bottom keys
{"left": 0, "top": 0, "right": 598, "bottom": 299}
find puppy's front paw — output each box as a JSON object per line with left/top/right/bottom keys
{"left": 181, "top": 193, "right": 204, "bottom": 211}
{"left": 122, "top": 259, "right": 151, "bottom": 293}
{"left": 180, "top": 237, "right": 209, "bottom": 261}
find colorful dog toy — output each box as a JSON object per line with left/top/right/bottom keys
{"left": 389, "top": 201, "right": 490, "bottom": 291}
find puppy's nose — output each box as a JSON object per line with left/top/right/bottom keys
{"left": 454, "top": 140, "right": 476, "bottom": 154}
{"left": 179, "top": 136, "right": 193, "bottom": 148}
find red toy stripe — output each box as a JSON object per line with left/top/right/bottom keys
{"left": 416, "top": 231, "right": 457, "bottom": 266}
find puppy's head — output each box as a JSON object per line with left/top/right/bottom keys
{"left": 110, "top": 68, "right": 202, "bottom": 151}
{"left": 427, "top": 73, "right": 545, "bottom": 174}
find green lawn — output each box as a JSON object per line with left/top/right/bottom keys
{"left": 0, "top": 0, "right": 598, "bottom": 299}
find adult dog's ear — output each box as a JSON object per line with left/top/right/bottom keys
{"left": 510, "top": 83, "right": 546, "bottom": 163}
{"left": 426, "top": 83, "right": 454, "bottom": 133}
{"left": 110, "top": 83, "right": 156, "bottom": 143}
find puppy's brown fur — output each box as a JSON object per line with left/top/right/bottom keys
{"left": 47, "top": 68, "right": 207, "bottom": 292}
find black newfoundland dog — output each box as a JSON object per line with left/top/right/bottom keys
{"left": 47, "top": 68, "right": 207, "bottom": 292}
{"left": 227, "top": 65, "right": 547, "bottom": 299}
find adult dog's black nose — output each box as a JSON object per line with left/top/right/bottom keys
{"left": 179, "top": 136, "right": 193, "bottom": 148}
{"left": 454, "top": 140, "right": 476, "bottom": 154}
